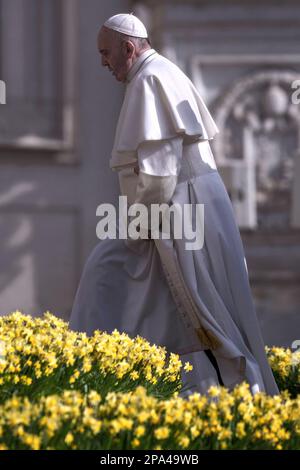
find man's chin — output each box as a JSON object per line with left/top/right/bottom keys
{"left": 111, "top": 71, "right": 125, "bottom": 82}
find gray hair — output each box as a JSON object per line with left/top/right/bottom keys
{"left": 120, "top": 34, "right": 151, "bottom": 49}
{"left": 111, "top": 29, "right": 151, "bottom": 50}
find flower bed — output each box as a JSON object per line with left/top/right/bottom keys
{"left": 0, "top": 312, "right": 188, "bottom": 402}
{"left": 0, "top": 312, "right": 299, "bottom": 450}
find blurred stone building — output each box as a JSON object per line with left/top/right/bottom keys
{"left": 0, "top": 0, "right": 299, "bottom": 348}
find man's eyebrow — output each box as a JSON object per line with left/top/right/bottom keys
{"left": 99, "top": 49, "right": 108, "bottom": 54}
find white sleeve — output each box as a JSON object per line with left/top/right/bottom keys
{"left": 134, "top": 172, "right": 178, "bottom": 207}
{"left": 137, "top": 135, "right": 183, "bottom": 177}
{"left": 134, "top": 135, "right": 183, "bottom": 206}
{"left": 127, "top": 137, "right": 183, "bottom": 241}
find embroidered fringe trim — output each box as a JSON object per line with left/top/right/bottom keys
{"left": 155, "top": 239, "right": 221, "bottom": 351}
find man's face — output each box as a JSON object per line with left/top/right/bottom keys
{"left": 97, "top": 27, "right": 132, "bottom": 83}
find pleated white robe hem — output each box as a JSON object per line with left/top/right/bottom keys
{"left": 69, "top": 143, "right": 279, "bottom": 397}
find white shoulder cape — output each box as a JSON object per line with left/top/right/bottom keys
{"left": 110, "top": 52, "right": 219, "bottom": 171}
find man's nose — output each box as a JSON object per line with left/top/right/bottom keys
{"left": 101, "top": 56, "right": 108, "bottom": 67}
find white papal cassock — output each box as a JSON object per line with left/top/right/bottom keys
{"left": 69, "top": 49, "right": 279, "bottom": 397}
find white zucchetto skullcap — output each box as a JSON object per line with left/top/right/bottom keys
{"left": 103, "top": 13, "right": 148, "bottom": 38}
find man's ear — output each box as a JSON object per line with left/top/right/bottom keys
{"left": 125, "top": 40, "right": 135, "bottom": 58}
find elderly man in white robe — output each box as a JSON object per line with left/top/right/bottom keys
{"left": 69, "top": 13, "right": 279, "bottom": 397}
